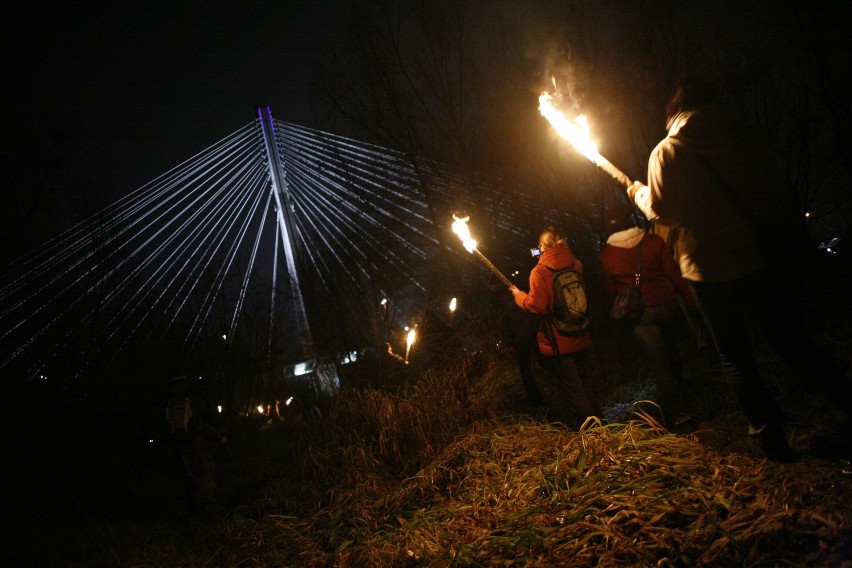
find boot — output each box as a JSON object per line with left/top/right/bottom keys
{"left": 752, "top": 423, "right": 799, "bottom": 463}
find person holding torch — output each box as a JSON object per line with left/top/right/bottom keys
{"left": 508, "top": 226, "right": 602, "bottom": 428}
{"left": 626, "top": 77, "right": 852, "bottom": 461}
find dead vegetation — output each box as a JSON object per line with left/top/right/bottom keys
{"left": 45, "top": 335, "right": 852, "bottom": 568}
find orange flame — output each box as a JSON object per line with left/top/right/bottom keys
{"left": 538, "top": 93, "right": 603, "bottom": 164}
{"left": 405, "top": 328, "right": 417, "bottom": 364}
{"left": 451, "top": 214, "right": 477, "bottom": 253}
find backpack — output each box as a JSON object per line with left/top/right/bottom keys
{"left": 547, "top": 265, "right": 591, "bottom": 335}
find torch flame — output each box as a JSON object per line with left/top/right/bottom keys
{"left": 451, "top": 215, "right": 477, "bottom": 253}
{"left": 404, "top": 328, "right": 417, "bottom": 365}
{"left": 449, "top": 297, "right": 457, "bottom": 312}
{"left": 538, "top": 93, "right": 603, "bottom": 164}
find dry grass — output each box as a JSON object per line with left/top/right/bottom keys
{"left": 53, "top": 346, "right": 852, "bottom": 568}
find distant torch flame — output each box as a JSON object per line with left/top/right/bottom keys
{"left": 405, "top": 328, "right": 417, "bottom": 364}
{"left": 538, "top": 93, "right": 632, "bottom": 188}
{"left": 451, "top": 215, "right": 477, "bottom": 253}
{"left": 451, "top": 214, "right": 513, "bottom": 287}
{"left": 449, "top": 297, "right": 457, "bottom": 312}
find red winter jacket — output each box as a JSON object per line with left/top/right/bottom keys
{"left": 599, "top": 228, "right": 696, "bottom": 310}
{"left": 514, "top": 240, "right": 593, "bottom": 356}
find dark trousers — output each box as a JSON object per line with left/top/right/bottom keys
{"left": 630, "top": 301, "right": 691, "bottom": 421}
{"left": 537, "top": 348, "right": 601, "bottom": 427}
{"left": 514, "top": 329, "right": 544, "bottom": 405}
{"left": 689, "top": 268, "right": 851, "bottom": 429}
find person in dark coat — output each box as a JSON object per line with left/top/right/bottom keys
{"left": 489, "top": 277, "right": 544, "bottom": 407}
{"left": 628, "top": 77, "right": 852, "bottom": 460}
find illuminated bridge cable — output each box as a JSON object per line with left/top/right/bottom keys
{"left": 0, "top": 125, "right": 257, "bottom": 305}
{"left": 185, "top": 178, "right": 267, "bottom": 349}
{"left": 88, "top": 165, "right": 265, "bottom": 366}
{"left": 228, "top": 190, "right": 274, "bottom": 343}
{"left": 11, "top": 130, "right": 262, "bottom": 373}
{"left": 3, "top": 115, "right": 559, "bottom": 380}
{"left": 28, "top": 155, "right": 264, "bottom": 376}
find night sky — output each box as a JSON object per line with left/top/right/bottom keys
{"left": 1, "top": 1, "right": 349, "bottom": 258}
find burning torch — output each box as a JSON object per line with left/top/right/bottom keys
{"left": 404, "top": 327, "right": 417, "bottom": 365}
{"left": 538, "top": 93, "right": 632, "bottom": 189}
{"left": 451, "top": 215, "right": 513, "bottom": 287}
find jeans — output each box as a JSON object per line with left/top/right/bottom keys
{"left": 689, "top": 268, "right": 850, "bottom": 429}
{"left": 631, "top": 300, "right": 691, "bottom": 421}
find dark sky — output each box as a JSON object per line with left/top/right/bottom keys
{"left": 1, "top": 1, "right": 348, "bottom": 193}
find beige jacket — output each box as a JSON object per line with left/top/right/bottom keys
{"left": 633, "top": 109, "right": 794, "bottom": 283}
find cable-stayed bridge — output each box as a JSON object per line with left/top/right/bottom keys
{"left": 1, "top": 107, "right": 602, "bottom": 400}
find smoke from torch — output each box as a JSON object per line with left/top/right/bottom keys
{"left": 451, "top": 215, "right": 513, "bottom": 287}
{"left": 538, "top": 92, "right": 632, "bottom": 189}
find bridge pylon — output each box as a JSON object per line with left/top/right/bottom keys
{"left": 258, "top": 106, "right": 314, "bottom": 359}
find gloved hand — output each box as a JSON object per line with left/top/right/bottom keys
{"left": 627, "top": 181, "right": 645, "bottom": 201}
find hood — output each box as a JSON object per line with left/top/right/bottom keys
{"left": 538, "top": 240, "right": 577, "bottom": 271}
{"left": 668, "top": 107, "right": 737, "bottom": 159}
{"left": 606, "top": 227, "right": 645, "bottom": 248}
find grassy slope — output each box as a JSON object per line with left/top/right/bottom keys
{"left": 28, "top": 332, "right": 852, "bottom": 568}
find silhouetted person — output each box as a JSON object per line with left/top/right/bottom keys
{"left": 165, "top": 375, "right": 224, "bottom": 511}
{"left": 628, "top": 77, "right": 852, "bottom": 461}
{"left": 489, "top": 278, "right": 544, "bottom": 406}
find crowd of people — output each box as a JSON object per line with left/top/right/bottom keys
{"left": 498, "top": 77, "right": 852, "bottom": 462}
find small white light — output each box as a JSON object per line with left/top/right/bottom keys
{"left": 286, "top": 396, "right": 293, "bottom": 405}
{"left": 449, "top": 297, "right": 457, "bottom": 312}
{"left": 257, "top": 405, "right": 265, "bottom": 414}
{"left": 217, "top": 405, "right": 223, "bottom": 413}
{"left": 222, "top": 334, "right": 227, "bottom": 340}
{"left": 381, "top": 298, "right": 388, "bottom": 306}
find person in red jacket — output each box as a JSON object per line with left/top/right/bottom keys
{"left": 600, "top": 202, "right": 697, "bottom": 432}
{"left": 508, "top": 226, "right": 601, "bottom": 428}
